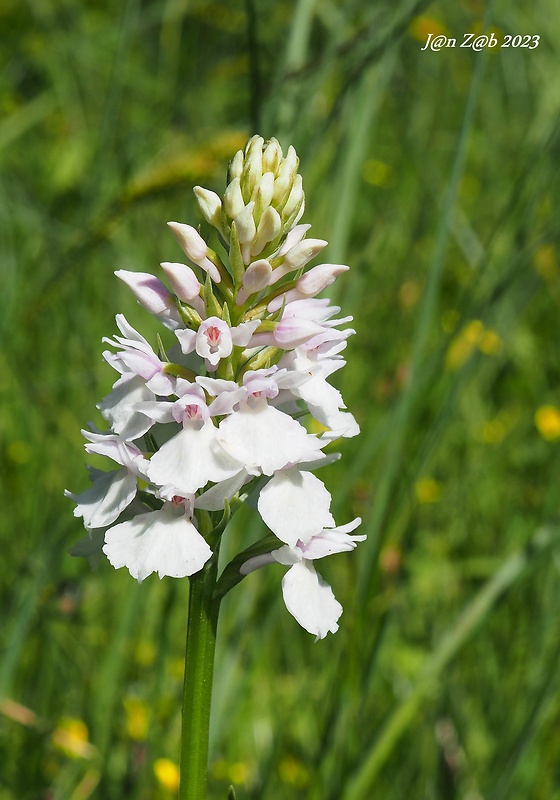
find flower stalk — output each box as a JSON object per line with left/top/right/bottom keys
{"left": 180, "top": 549, "right": 221, "bottom": 800}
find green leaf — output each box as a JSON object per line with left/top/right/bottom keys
{"left": 213, "top": 534, "right": 280, "bottom": 601}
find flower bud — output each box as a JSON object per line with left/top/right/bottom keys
{"left": 167, "top": 222, "right": 207, "bottom": 262}
{"left": 282, "top": 237, "right": 327, "bottom": 269}
{"left": 241, "top": 135, "right": 264, "bottom": 200}
{"left": 267, "top": 264, "right": 349, "bottom": 312}
{"left": 282, "top": 174, "right": 304, "bottom": 221}
{"left": 251, "top": 207, "right": 282, "bottom": 258}
{"left": 193, "top": 186, "right": 223, "bottom": 230}
{"left": 223, "top": 177, "right": 245, "bottom": 220}
{"left": 277, "top": 224, "right": 311, "bottom": 257}
{"left": 297, "top": 263, "right": 349, "bottom": 295}
{"left": 234, "top": 202, "right": 257, "bottom": 245}
{"left": 167, "top": 222, "right": 221, "bottom": 283}
{"left": 115, "top": 270, "right": 173, "bottom": 315}
{"left": 236, "top": 259, "right": 273, "bottom": 305}
{"left": 262, "top": 138, "right": 282, "bottom": 173}
{"left": 268, "top": 238, "right": 328, "bottom": 285}
{"left": 160, "top": 262, "right": 202, "bottom": 303}
{"left": 228, "top": 149, "right": 244, "bottom": 182}
{"left": 252, "top": 172, "right": 275, "bottom": 221}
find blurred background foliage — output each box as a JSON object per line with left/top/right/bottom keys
{"left": 1, "top": 0, "right": 560, "bottom": 798}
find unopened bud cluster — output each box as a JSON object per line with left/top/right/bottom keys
{"left": 67, "top": 136, "right": 364, "bottom": 639}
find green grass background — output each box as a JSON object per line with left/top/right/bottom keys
{"left": 1, "top": 0, "right": 560, "bottom": 798}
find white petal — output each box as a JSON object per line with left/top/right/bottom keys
{"left": 147, "top": 420, "right": 243, "bottom": 494}
{"left": 176, "top": 328, "right": 198, "bottom": 355}
{"left": 97, "top": 374, "right": 155, "bottom": 440}
{"left": 66, "top": 468, "right": 136, "bottom": 530}
{"left": 195, "top": 469, "right": 249, "bottom": 511}
{"left": 299, "top": 521, "right": 365, "bottom": 560}
{"left": 281, "top": 561, "right": 342, "bottom": 639}
{"left": 315, "top": 409, "right": 360, "bottom": 440}
{"left": 230, "top": 319, "right": 261, "bottom": 347}
{"left": 257, "top": 468, "right": 334, "bottom": 546}
{"left": 103, "top": 505, "right": 212, "bottom": 580}
{"left": 217, "top": 400, "right": 323, "bottom": 476}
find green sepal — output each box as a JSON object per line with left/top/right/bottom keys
{"left": 204, "top": 272, "right": 223, "bottom": 318}
{"left": 239, "top": 346, "right": 284, "bottom": 374}
{"left": 144, "top": 431, "right": 159, "bottom": 454}
{"left": 221, "top": 302, "right": 232, "bottom": 327}
{"left": 254, "top": 319, "right": 277, "bottom": 333}
{"left": 177, "top": 300, "right": 203, "bottom": 330}
{"left": 281, "top": 193, "right": 305, "bottom": 233}
{"left": 227, "top": 786, "right": 237, "bottom": 800}
{"left": 137, "top": 490, "right": 164, "bottom": 512}
{"left": 206, "top": 245, "right": 234, "bottom": 292}
{"left": 213, "top": 534, "right": 280, "bottom": 601}
{"left": 207, "top": 498, "right": 232, "bottom": 547}
{"left": 156, "top": 333, "right": 169, "bottom": 362}
{"left": 229, "top": 221, "right": 245, "bottom": 289}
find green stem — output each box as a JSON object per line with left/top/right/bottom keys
{"left": 179, "top": 553, "right": 221, "bottom": 800}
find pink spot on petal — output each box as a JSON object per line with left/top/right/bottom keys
{"left": 206, "top": 326, "right": 221, "bottom": 346}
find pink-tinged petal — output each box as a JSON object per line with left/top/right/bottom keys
{"left": 82, "top": 432, "right": 149, "bottom": 477}
{"left": 103, "top": 505, "right": 212, "bottom": 581}
{"left": 167, "top": 222, "right": 221, "bottom": 283}
{"left": 268, "top": 239, "right": 328, "bottom": 285}
{"left": 171, "top": 393, "right": 210, "bottom": 424}
{"left": 257, "top": 469, "right": 335, "bottom": 546}
{"left": 217, "top": 400, "right": 323, "bottom": 476}
{"left": 115, "top": 270, "right": 173, "bottom": 314}
{"left": 281, "top": 561, "right": 342, "bottom": 639}
{"left": 236, "top": 260, "right": 273, "bottom": 305}
{"left": 273, "top": 318, "right": 325, "bottom": 348}
{"left": 267, "top": 264, "right": 349, "bottom": 311}
{"left": 167, "top": 222, "right": 208, "bottom": 261}
{"left": 147, "top": 420, "right": 242, "bottom": 494}
{"left": 243, "top": 370, "right": 279, "bottom": 400}
{"left": 65, "top": 467, "right": 137, "bottom": 530}
{"left": 207, "top": 388, "right": 246, "bottom": 416}
{"left": 160, "top": 262, "right": 203, "bottom": 311}
{"left": 196, "top": 318, "right": 232, "bottom": 365}
{"left": 277, "top": 224, "right": 311, "bottom": 257}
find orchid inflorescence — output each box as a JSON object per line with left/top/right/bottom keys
{"left": 67, "top": 135, "right": 364, "bottom": 639}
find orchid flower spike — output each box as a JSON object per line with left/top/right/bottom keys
{"left": 67, "top": 135, "right": 363, "bottom": 638}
